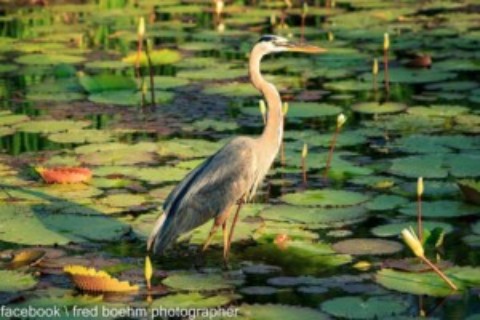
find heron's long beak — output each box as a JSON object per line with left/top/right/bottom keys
{"left": 283, "top": 42, "right": 326, "bottom": 54}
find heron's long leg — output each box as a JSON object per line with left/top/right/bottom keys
{"left": 222, "top": 221, "right": 229, "bottom": 261}
{"left": 202, "top": 207, "right": 232, "bottom": 252}
{"left": 225, "top": 199, "right": 245, "bottom": 260}
{"left": 202, "top": 222, "right": 220, "bottom": 252}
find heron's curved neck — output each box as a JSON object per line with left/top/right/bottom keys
{"left": 249, "top": 46, "right": 284, "bottom": 154}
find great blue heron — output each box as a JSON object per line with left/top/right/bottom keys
{"left": 148, "top": 35, "right": 325, "bottom": 261}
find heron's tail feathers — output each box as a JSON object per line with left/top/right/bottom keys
{"left": 147, "top": 213, "right": 179, "bottom": 255}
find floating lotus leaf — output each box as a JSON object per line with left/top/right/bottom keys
{"left": 352, "top": 102, "right": 407, "bottom": 114}
{"left": 178, "top": 57, "right": 219, "bottom": 69}
{"left": 27, "top": 91, "right": 85, "bottom": 102}
{"left": 0, "top": 112, "right": 29, "bottom": 126}
{"left": 157, "top": 138, "right": 221, "bottom": 159}
{"left": 64, "top": 265, "right": 138, "bottom": 292}
{"left": 203, "top": 82, "right": 257, "bottom": 97}
{"left": 100, "top": 193, "right": 146, "bottom": 208}
{"left": 152, "top": 292, "right": 235, "bottom": 308}
{"left": 16, "top": 53, "right": 85, "bottom": 65}
{"left": 162, "top": 272, "right": 234, "bottom": 291}
{"left": 242, "top": 264, "right": 282, "bottom": 275}
{"left": 84, "top": 60, "right": 131, "bottom": 70}
{"left": 396, "top": 180, "right": 459, "bottom": 198}
{"left": 244, "top": 102, "right": 342, "bottom": 119}
{"left": 426, "top": 81, "right": 478, "bottom": 92}
{"left": 122, "top": 49, "right": 181, "bottom": 66}
{"left": 324, "top": 80, "right": 375, "bottom": 91}
{"left": 254, "top": 221, "right": 319, "bottom": 241}
{"left": 131, "top": 166, "right": 188, "bottom": 184}
{"left": 0, "top": 127, "right": 13, "bottom": 137}
{"left": 240, "top": 286, "right": 278, "bottom": 295}
{"left": 48, "top": 129, "right": 113, "bottom": 144}
{"left": 0, "top": 205, "right": 128, "bottom": 245}
{"left": 15, "top": 120, "right": 90, "bottom": 134}
{"left": 91, "top": 177, "right": 131, "bottom": 189}
{"left": 88, "top": 90, "right": 174, "bottom": 106}
{"left": 371, "top": 221, "right": 453, "bottom": 237}
{"left": 399, "top": 200, "right": 479, "bottom": 218}
{"left": 179, "top": 41, "right": 226, "bottom": 51}
{"left": 0, "top": 270, "right": 37, "bottom": 292}
{"left": 435, "top": 59, "right": 480, "bottom": 71}
{"left": 366, "top": 195, "right": 409, "bottom": 211}
{"left": 0, "top": 64, "right": 18, "bottom": 73}
{"left": 361, "top": 67, "right": 457, "bottom": 84}
{"left": 79, "top": 74, "right": 137, "bottom": 93}
{"left": 281, "top": 189, "right": 369, "bottom": 207}
{"left": 241, "top": 304, "right": 329, "bottom": 320}
{"left": 245, "top": 241, "right": 352, "bottom": 274}
{"left": 79, "top": 148, "right": 156, "bottom": 166}
{"left": 389, "top": 155, "right": 447, "bottom": 178}
{"left": 285, "top": 130, "right": 369, "bottom": 148}
{"left": 146, "top": 76, "right": 190, "bottom": 90}
{"left": 407, "top": 105, "right": 469, "bottom": 117}
{"left": 175, "top": 159, "right": 204, "bottom": 170}
{"left": 375, "top": 267, "right": 480, "bottom": 297}
{"left": 157, "top": 4, "right": 203, "bottom": 14}
{"left": 394, "top": 134, "right": 479, "bottom": 154}
{"left": 365, "top": 114, "right": 446, "bottom": 133}
{"left": 75, "top": 142, "right": 157, "bottom": 154}
{"left": 332, "top": 238, "right": 403, "bottom": 256}
{"left": 260, "top": 205, "right": 368, "bottom": 225}
{"left": 321, "top": 296, "right": 408, "bottom": 319}
{"left": 37, "top": 183, "right": 103, "bottom": 199}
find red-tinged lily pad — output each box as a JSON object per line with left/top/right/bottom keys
{"left": 382, "top": 258, "right": 454, "bottom": 272}
{"left": 332, "top": 238, "right": 403, "bottom": 256}
{"left": 37, "top": 167, "right": 92, "bottom": 184}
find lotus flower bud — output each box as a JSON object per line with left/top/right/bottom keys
{"left": 145, "top": 256, "right": 153, "bottom": 290}
{"left": 383, "top": 33, "right": 390, "bottom": 51}
{"left": 215, "top": 0, "right": 224, "bottom": 15}
{"left": 327, "top": 31, "right": 334, "bottom": 42}
{"left": 302, "top": 143, "right": 308, "bottom": 159}
{"left": 138, "top": 17, "right": 145, "bottom": 37}
{"left": 337, "top": 113, "right": 346, "bottom": 129}
{"left": 417, "top": 177, "right": 424, "bottom": 197}
{"left": 259, "top": 99, "right": 266, "bottom": 116}
{"left": 401, "top": 227, "right": 424, "bottom": 258}
{"left": 373, "top": 58, "right": 378, "bottom": 75}
{"left": 282, "top": 102, "right": 289, "bottom": 116}
{"left": 302, "top": 2, "right": 309, "bottom": 16}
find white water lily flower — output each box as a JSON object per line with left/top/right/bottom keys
{"left": 401, "top": 227, "right": 424, "bottom": 258}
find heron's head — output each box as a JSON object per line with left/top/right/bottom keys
{"left": 256, "top": 35, "right": 326, "bottom": 54}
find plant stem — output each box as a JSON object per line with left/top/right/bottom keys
{"left": 302, "top": 156, "right": 307, "bottom": 185}
{"left": 144, "top": 40, "right": 155, "bottom": 110}
{"left": 383, "top": 48, "right": 390, "bottom": 94}
{"left": 135, "top": 35, "right": 143, "bottom": 79}
{"left": 417, "top": 194, "right": 423, "bottom": 242}
{"left": 420, "top": 256, "right": 458, "bottom": 291}
{"left": 323, "top": 126, "right": 339, "bottom": 179}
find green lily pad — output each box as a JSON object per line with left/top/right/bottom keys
{"left": 361, "top": 67, "right": 457, "bottom": 84}
{"left": 203, "top": 82, "right": 258, "bottom": 97}
{"left": 321, "top": 296, "right": 408, "bottom": 319}
{"left": 281, "top": 189, "right": 370, "bottom": 207}
{"left": 407, "top": 105, "right": 469, "bottom": 118}
{"left": 241, "top": 304, "right": 329, "bottom": 320}
{"left": 260, "top": 205, "right": 368, "bottom": 225}
{"left": 394, "top": 134, "right": 479, "bottom": 154}
{"left": 26, "top": 91, "right": 85, "bottom": 102}
{"left": 352, "top": 102, "right": 407, "bottom": 114}
{"left": 162, "top": 272, "right": 234, "bottom": 291}
{"left": 16, "top": 53, "right": 85, "bottom": 65}
{"left": 0, "top": 205, "right": 128, "bottom": 245}
{"left": 376, "top": 267, "right": 480, "bottom": 297}
{"left": 243, "top": 102, "right": 342, "bottom": 119}
{"left": 79, "top": 74, "right": 137, "bottom": 93}
{"left": 147, "top": 76, "right": 190, "bottom": 90}
{"left": 177, "top": 67, "right": 246, "bottom": 80}
{"left": 185, "top": 219, "right": 261, "bottom": 246}
{"left": 131, "top": 167, "right": 188, "bottom": 184}
{"left": 187, "top": 119, "right": 239, "bottom": 132}
{"left": 0, "top": 112, "right": 29, "bottom": 126}
{"left": 15, "top": 120, "right": 90, "bottom": 134}
{"left": 389, "top": 155, "right": 447, "bottom": 179}
{"left": 366, "top": 195, "right": 409, "bottom": 211}
{"left": 152, "top": 292, "right": 236, "bottom": 308}
{"left": 332, "top": 238, "right": 403, "bottom": 256}
{"left": 0, "top": 270, "right": 37, "bottom": 292}
{"left": 324, "top": 80, "right": 375, "bottom": 91}
{"left": 426, "top": 81, "right": 478, "bottom": 92}
{"left": 371, "top": 221, "right": 454, "bottom": 237}
{"left": 100, "top": 193, "right": 146, "bottom": 208}
{"left": 157, "top": 138, "right": 221, "bottom": 159}
{"left": 79, "top": 148, "right": 156, "bottom": 166}
{"left": 48, "top": 129, "right": 114, "bottom": 144}
{"left": 122, "top": 49, "right": 182, "bottom": 66}
{"left": 399, "top": 200, "right": 479, "bottom": 218}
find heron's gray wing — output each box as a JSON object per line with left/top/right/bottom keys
{"left": 149, "top": 137, "right": 258, "bottom": 253}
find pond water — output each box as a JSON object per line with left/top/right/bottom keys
{"left": 0, "top": 0, "right": 480, "bottom": 319}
